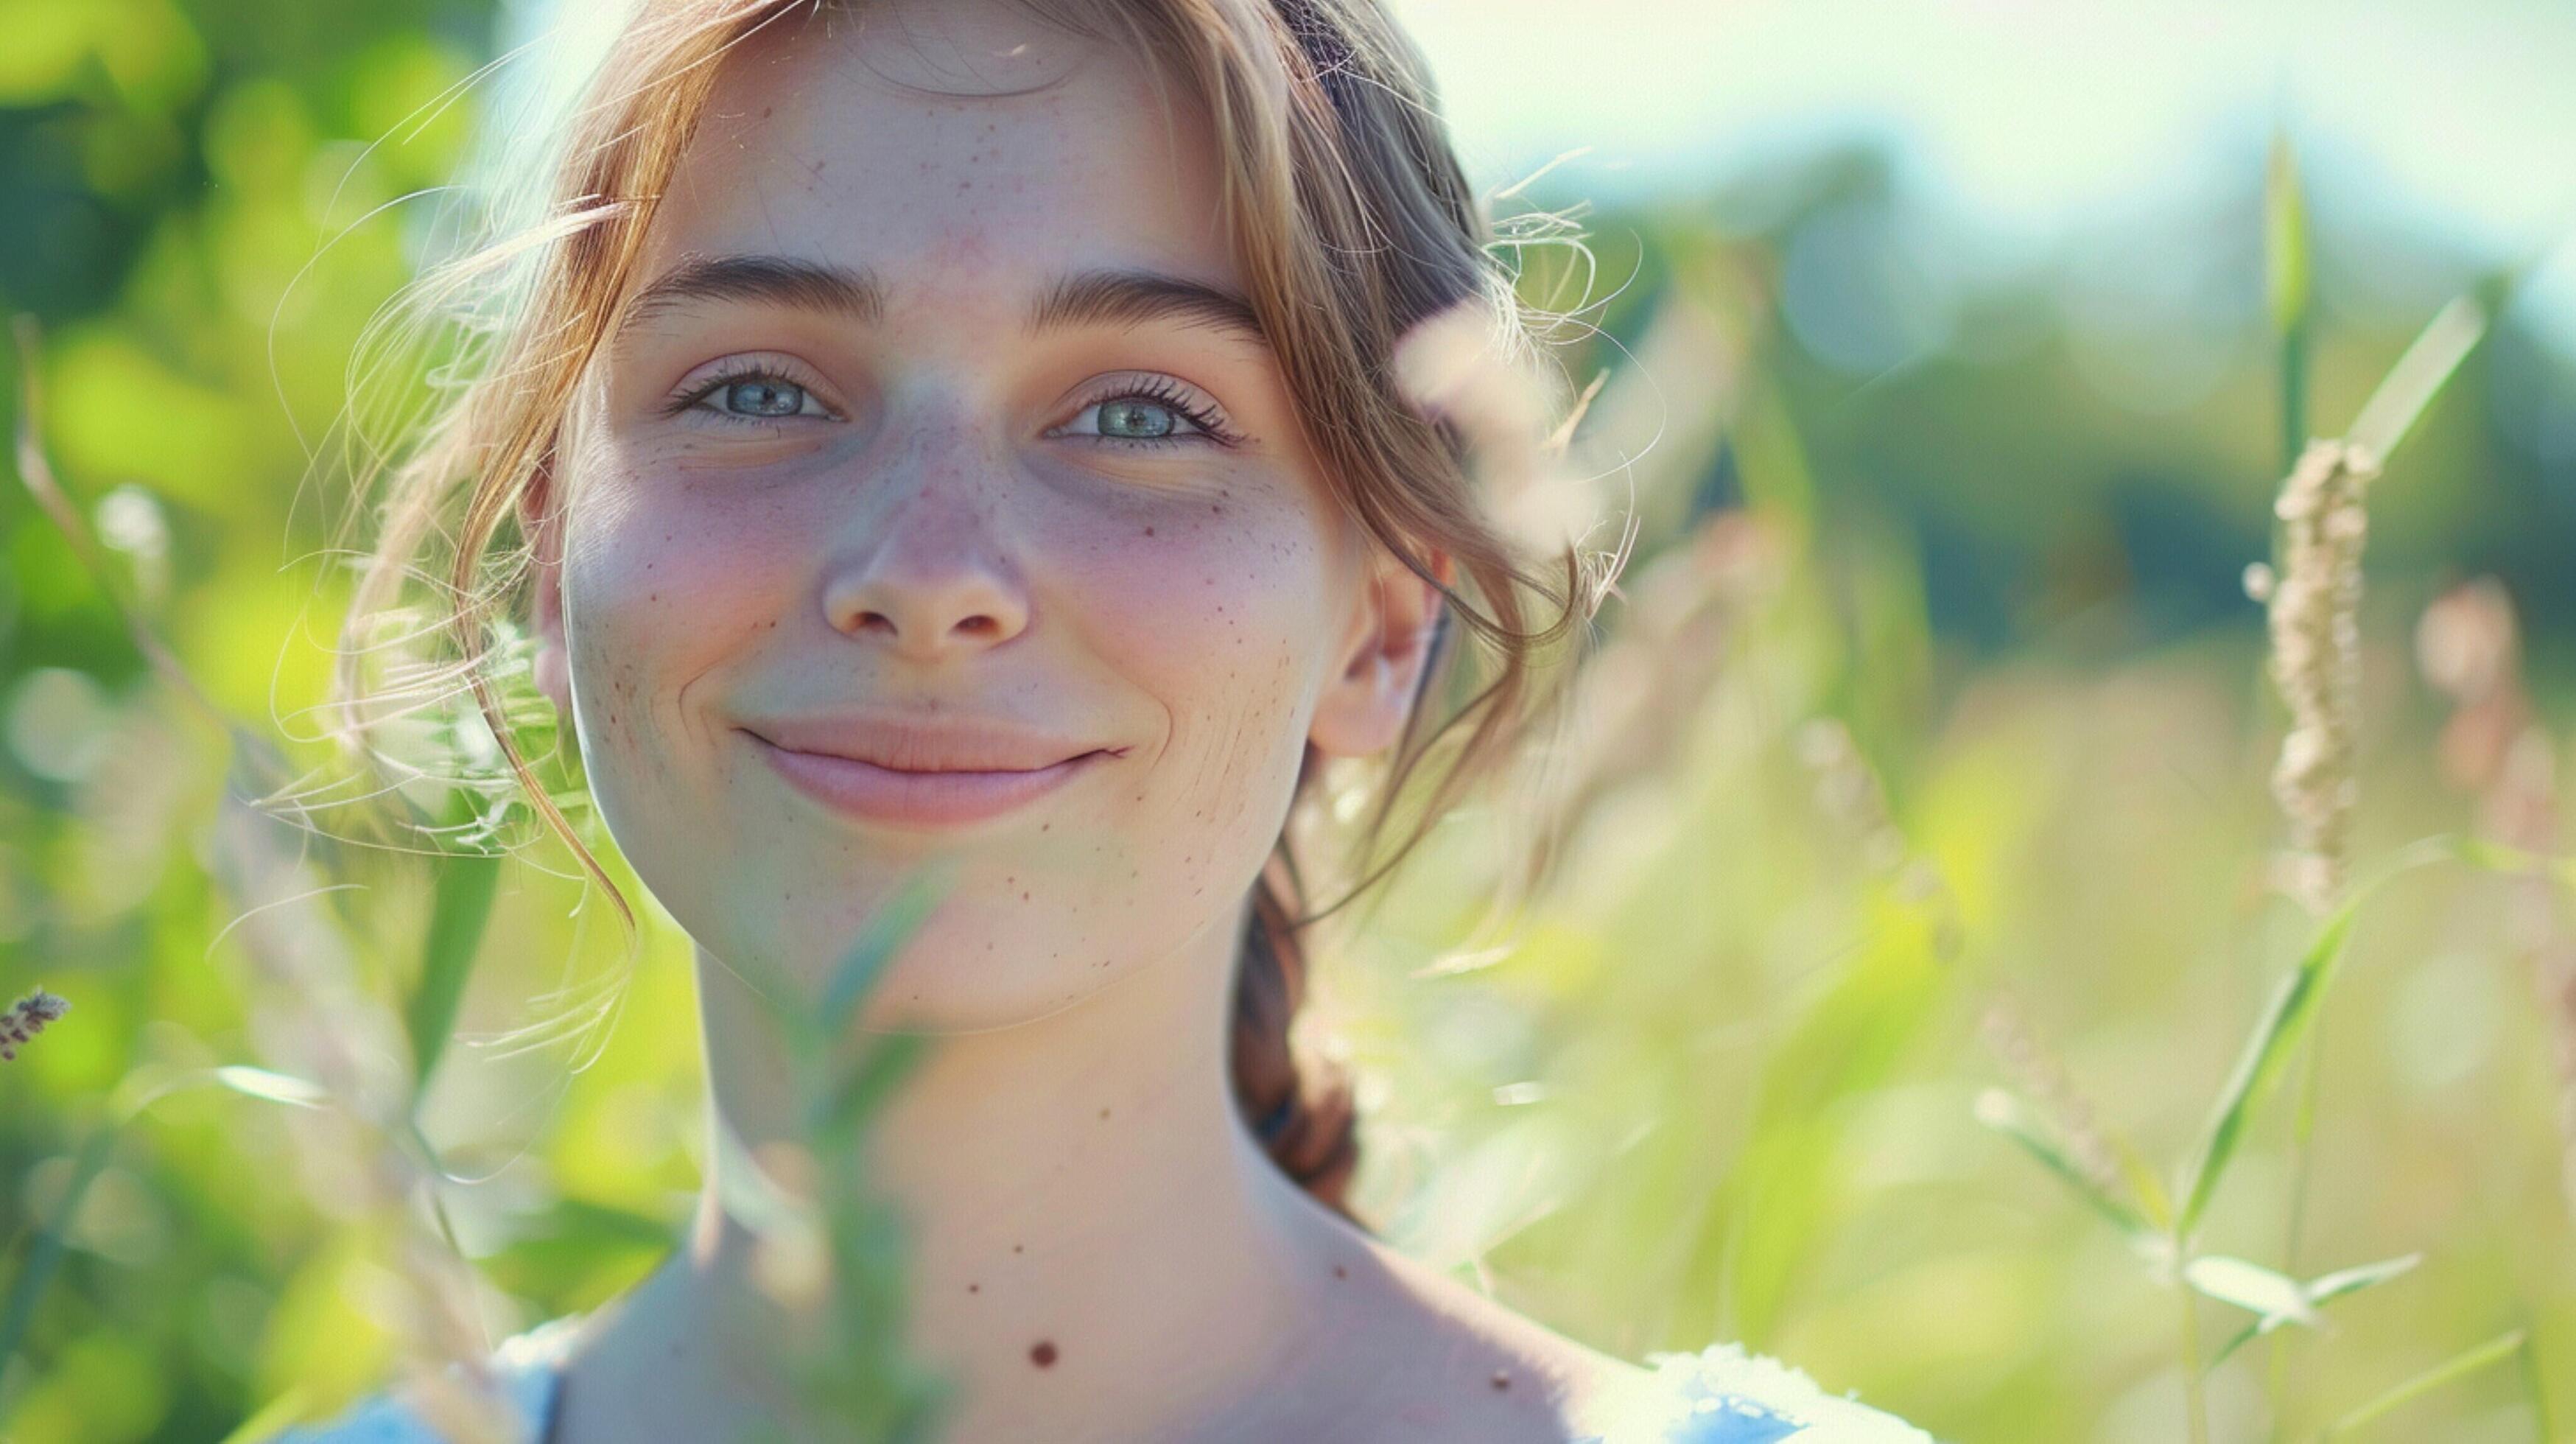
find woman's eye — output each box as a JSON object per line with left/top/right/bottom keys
{"left": 1091, "top": 398, "right": 1194, "bottom": 440}
{"left": 662, "top": 364, "right": 835, "bottom": 426}
{"left": 720, "top": 378, "right": 805, "bottom": 417}
{"left": 701, "top": 376, "right": 820, "bottom": 420}
{"left": 1053, "top": 386, "right": 1234, "bottom": 446}
{"left": 1062, "top": 396, "right": 1202, "bottom": 441}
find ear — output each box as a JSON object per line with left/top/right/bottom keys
{"left": 1308, "top": 547, "right": 1453, "bottom": 760}
{"left": 519, "top": 458, "right": 571, "bottom": 717}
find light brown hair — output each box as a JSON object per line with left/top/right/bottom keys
{"left": 333, "top": 0, "right": 1604, "bottom": 1227}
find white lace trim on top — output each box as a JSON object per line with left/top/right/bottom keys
{"left": 1573, "top": 1340, "right": 1937, "bottom": 1443}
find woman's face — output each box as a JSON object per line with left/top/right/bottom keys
{"left": 530, "top": 0, "right": 1439, "bottom": 1028}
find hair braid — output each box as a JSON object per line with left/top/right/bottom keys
{"left": 1229, "top": 748, "right": 1366, "bottom": 1225}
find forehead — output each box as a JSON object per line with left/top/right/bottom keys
{"left": 647, "top": 2, "right": 1235, "bottom": 300}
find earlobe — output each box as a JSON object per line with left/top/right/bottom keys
{"left": 1355, "top": 563, "right": 1446, "bottom": 687}
{"left": 1308, "top": 551, "right": 1452, "bottom": 760}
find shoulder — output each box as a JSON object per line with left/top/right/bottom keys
{"left": 1566, "top": 1339, "right": 1937, "bottom": 1444}
{"left": 264, "top": 1314, "right": 585, "bottom": 1444}
{"left": 1331, "top": 1236, "right": 1929, "bottom": 1443}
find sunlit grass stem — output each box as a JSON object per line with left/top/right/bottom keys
{"left": 2180, "top": 1261, "right": 2213, "bottom": 1444}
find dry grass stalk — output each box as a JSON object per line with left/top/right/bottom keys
{"left": 2414, "top": 578, "right": 2576, "bottom": 1230}
{"left": 203, "top": 785, "right": 527, "bottom": 1443}
{"left": 1793, "top": 716, "right": 1962, "bottom": 961}
{"left": 1978, "top": 992, "right": 2124, "bottom": 1204}
{"left": 14, "top": 314, "right": 520, "bottom": 1440}
{"left": 1522, "top": 510, "right": 1784, "bottom": 878}
{"left": 2249, "top": 437, "right": 2382, "bottom": 914}
{"left": 0, "top": 988, "right": 70, "bottom": 1062}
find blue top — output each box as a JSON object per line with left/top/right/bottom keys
{"left": 270, "top": 1317, "right": 1933, "bottom": 1443}
{"left": 268, "top": 1313, "right": 580, "bottom": 1443}
{"left": 1571, "top": 1340, "right": 1935, "bottom": 1442}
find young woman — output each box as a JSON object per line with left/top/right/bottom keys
{"left": 278, "top": 0, "right": 1932, "bottom": 1439}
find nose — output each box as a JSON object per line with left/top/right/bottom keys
{"left": 819, "top": 449, "right": 1031, "bottom": 662}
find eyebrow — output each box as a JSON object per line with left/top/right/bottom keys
{"left": 616, "top": 254, "right": 885, "bottom": 341}
{"left": 611, "top": 253, "right": 1268, "bottom": 349}
{"left": 1026, "top": 267, "right": 1268, "bottom": 348}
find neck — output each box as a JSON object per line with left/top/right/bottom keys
{"left": 578, "top": 895, "right": 1367, "bottom": 1439}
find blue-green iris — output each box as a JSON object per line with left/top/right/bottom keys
{"left": 1097, "top": 399, "right": 1177, "bottom": 438}
{"left": 724, "top": 379, "right": 805, "bottom": 417}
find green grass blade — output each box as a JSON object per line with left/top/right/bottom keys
{"left": 2346, "top": 294, "right": 2488, "bottom": 463}
{"left": 818, "top": 863, "right": 955, "bottom": 1040}
{"left": 708, "top": 1107, "right": 813, "bottom": 1239}
{"left": 819, "top": 1031, "right": 934, "bottom": 1135}
{"left": 2267, "top": 130, "right": 2312, "bottom": 472}
{"left": 2204, "top": 1253, "right": 2418, "bottom": 1375}
{"left": 2210, "top": 1315, "right": 2268, "bottom": 1371}
{"left": 2176, "top": 905, "right": 2354, "bottom": 1238}
{"left": 407, "top": 847, "right": 502, "bottom": 1090}
{"left": 2513, "top": 1308, "right": 2555, "bottom": 1443}
{"left": 2320, "top": 1329, "right": 2525, "bottom": 1438}
{"left": 2186, "top": 1255, "right": 2316, "bottom": 1326}
{"left": 2177, "top": 838, "right": 2458, "bottom": 1237}
{"left": 212, "top": 1065, "right": 329, "bottom": 1110}
{"left": 213, "top": 1384, "right": 312, "bottom": 1444}
{"left": 2265, "top": 133, "right": 2311, "bottom": 339}
{"left": 2114, "top": 1133, "right": 2177, "bottom": 1234}
{"left": 1973, "top": 1087, "right": 2154, "bottom": 1240}
{"left": 2451, "top": 837, "right": 2576, "bottom": 891}
{"left": 2306, "top": 1252, "right": 2421, "bottom": 1305}
{"left": 0, "top": 1124, "right": 120, "bottom": 1373}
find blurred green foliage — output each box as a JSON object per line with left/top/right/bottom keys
{"left": 3, "top": 4, "right": 2572, "bottom": 1442}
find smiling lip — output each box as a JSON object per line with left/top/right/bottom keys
{"left": 742, "top": 721, "right": 1114, "bottom": 829}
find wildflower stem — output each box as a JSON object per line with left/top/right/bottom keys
{"left": 2284, "top": 1000, "right": 2328, "bottom": 1272}
{"left": 2316, "top": 1328, "right": 2525, "bottom": 1439}
{"left": 2267, "top": 1315, "right": 2292, "bottom": 1443}
{"left": 404, "top": 1115, "right": 473, "bottom": 1274}
{"left": 2270, "top": 989, "right": 2333, "bottom": 1432}
{"left": 2513, "top": 1317, "right": 2555, "bottom": 1444}
{"left": 2181, "top": 1257, "right": 2213, "bottom": 1444}
{"left": 0, "top": 1122, "right": 119, "bottom": 1373}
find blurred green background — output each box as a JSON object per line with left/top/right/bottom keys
{"left": 1, "top": 0, "right": 2572, "bottom": 1440}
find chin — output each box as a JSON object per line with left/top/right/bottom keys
{"left": 759, "top": 898, "right": 1146, "bottom": 1034}
{"left": 855, "top": 966, "right": 1128, "bottom": 1034}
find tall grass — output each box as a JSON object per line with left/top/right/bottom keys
{"left": 7, "top": 303, "right": 962, "bottom": 1440}
{"left": 4, "top": 95, "right": 2575, "bottom": 1444}
{"left": 1970, "top": 141, "right": 2569, "bottom": 1441}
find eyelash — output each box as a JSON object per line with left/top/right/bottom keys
{"left": 659, "top": 362, "right": 1243, "bottom": 448}
{"left": 1056, "top": 374, "right": 1243, "bottom": 449}
{"left": 661, "top": 360, "right": 835, "bottom": 427}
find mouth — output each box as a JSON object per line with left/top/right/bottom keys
{"left": 743, "top": 729, "right": 1115, "bottom": 829}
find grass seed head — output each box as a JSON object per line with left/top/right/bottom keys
{"left": 0, "top": 986, "right": 69, "bottom": 1062}
{"left": 2263, "top": 437, "right": 2382, "bottom": 913}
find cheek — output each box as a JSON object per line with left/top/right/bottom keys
{"left": 558, "top": 467, "right": 782, "bottom": 768}
{"left": 1073, "top": 484, "right": 1343, "bottom": 837}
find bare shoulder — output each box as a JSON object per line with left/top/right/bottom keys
{"left": 1287, "top": 1230, "right": 1649, "bottom": 1443}
{"left": 1299, "top": 1238, "right": 1932, "bottom": 1443}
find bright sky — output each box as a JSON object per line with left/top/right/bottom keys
{"left": 1394, "top": 0, "right": 2576, "bottom": 256}
{"left": 495, "top": 0, "right": 2576, "bottom": 348}
{"left": 1394, "top": 0, "right": 2576, "bottom": 358}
